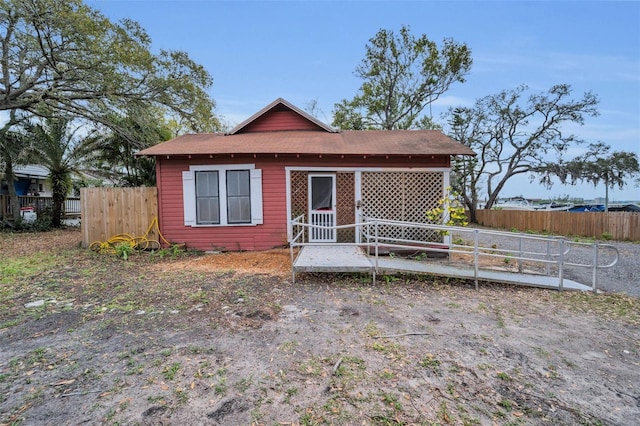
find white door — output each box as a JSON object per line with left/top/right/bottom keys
{"left": 308, "top": 174, "right": 336, "bottom": 242}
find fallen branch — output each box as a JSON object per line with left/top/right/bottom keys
{"left": 372, "top": 332, "right": 429, "bottom": 339}
{"left": 332, "top": 357, "right": 343, "bottom": 376}
{"left": 60, "top": 389, "right": 104, "bottom": 398}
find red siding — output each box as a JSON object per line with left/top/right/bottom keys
{"left": 240, "top": 110, "right": 323, "bottom": 133}
{"left": 156, "top": 154, "right": 450, "bottom": 251}
{"left": 157, "top": 158, "right": 287, "bottom": 251}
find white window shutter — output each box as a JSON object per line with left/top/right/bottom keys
{"left": 182, "top": 171, "right": 196, "bottom": 226}
{"left": 250, "top": 169, "right": 263, "bottom": 225}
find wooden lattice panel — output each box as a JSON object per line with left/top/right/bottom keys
{"left": 361, "top": 172, "right": 443, "bottom": 242}
{"left": 336, "top": 172, "right": 355, "bottom": 243}
{"left": 290, "top": 171, "right": 308, "bottom": 241}
{"left": 290, "top": 171, "right": 307, "bottom": 219}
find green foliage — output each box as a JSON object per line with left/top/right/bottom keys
{"left": 332, "top": 25, "right": 472, "bottom": 130}
{"left": 152, "top": 244, "right": 186, "bottom": 259}
{"left": 419, "top": 354, "right": 441, "bottom": 374}
{"left": 1, "top": 215, "right": 53, "bottom": 232}
{"left": 447, "top": 84, "right": 599, "bottom": 223}
{"left": 536, "top": 142, "right": 639, "bottom": 208}
{"left": 426, "top": 188, "right": 468, "bottom": 231}
{"left": 87, "top": 107, "right": 175, "bottom": 187}
{"left": 162, "top": 362, "right": 181, "bottom": 381}
{"left": 26, "top": 115, "right": 95, "bottom": 228}
{"left": 0, "top": 253, "right": 59, "bottom": 285}
{"left": 0, "top": 0, "right": 218, "bottom": 131}
{"left": 496, "top": 371, "right": 511, "bottom": 381}
{"left": 539, "top": 142, "right": 639, "bottom": 189}
{"left": 114, "top": 242, "right": 135, "bottom": 260}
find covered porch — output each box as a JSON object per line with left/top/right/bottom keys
{"left": 285, "top": 167, "right": 448, "bottom": 244}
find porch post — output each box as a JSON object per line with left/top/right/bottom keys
{"left": 285, "top": 167, "right": 292, "bottom": 243}
{"left": 354, "top": 171, "right": 362, "bottom": 243}
{"left": 442, "top": 169, "right": 451, "bottom": 247}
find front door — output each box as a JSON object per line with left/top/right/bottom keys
{"left": 308, "top": 174, "right": 336, "bottom": 242}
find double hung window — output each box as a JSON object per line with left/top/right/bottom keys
{"left": 226, "top": 170, "right": 251, "bottom": 224}
{"left": 182, "top": 165, "right": 262, "bottom": 226}
{"left": 195, "top": 171, "right": 220, "bottom": 224}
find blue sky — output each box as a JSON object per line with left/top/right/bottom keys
{"left": 89, "top": 1, "right": 639, "bottom": 201}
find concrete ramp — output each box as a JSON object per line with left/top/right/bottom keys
{"left": 293, "top": 245, "right": 591, "bottom": 291}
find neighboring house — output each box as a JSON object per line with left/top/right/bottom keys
{"left": 0, "top": 165, "right": 51, "bottom": 197}
{"left": 137, "top": 98, "right": 475, "bottom": 251}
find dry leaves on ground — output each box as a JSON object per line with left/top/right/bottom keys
{"left": 165, "top": 249, "right": 294, "bottom": 276}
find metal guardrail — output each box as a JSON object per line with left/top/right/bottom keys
{"left": 289, "top": 215, "right": 619, "bottom": 291}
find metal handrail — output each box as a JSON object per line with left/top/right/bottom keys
{"left": 289, "top": 215, "right": 620, "bottom": 291}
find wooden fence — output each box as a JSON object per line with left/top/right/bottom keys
{"left": 81, "top": 187, "right": 158, "bottom": 247}
{"left": 475, "top": 210, "right": 640, "bottom": 241}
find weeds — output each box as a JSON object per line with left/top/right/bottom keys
{"left": 419, "top": 354, "right": 440, "bottom": 374}
{"left": 29, "top": 347, "right": 47, "bottom": 365}
{"left": 496, "top": 371, "right": 511, "bottom": 381}
{"left": 163, "top": 362, "right": 181, "bottom": 381}
{"left": 114, "top": 242, "right": 135, "bottom": 260}
{"left": 235, "top": 377, "right": 253, "bottom": 392}
{"left": 152, "top": 244, "right": 186, "bottom": 259}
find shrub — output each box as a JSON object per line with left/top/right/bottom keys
{"left": 426, "top": 188, "right": 468, "bottom": 231}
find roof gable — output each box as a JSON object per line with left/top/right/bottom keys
{"left": 229, "top": 98, "right": 335, "bottom": 134}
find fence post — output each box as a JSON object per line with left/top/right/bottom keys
{"left": 517, "top": 234, "right": 524, "bottom": 273}
{"left": 592, "top": 244, "right": 599, "bottom": 292}
{"left": 558, "top": 239, "right": 565, "bottom": 291}
{"left": 545, "top": 240, "right": 552, "bottom": 276}
{"left": 374, "top": 220, "right": 379, "bottom": 274}
{"left": 473, "top": 229, "right": 479, "bottom": 290}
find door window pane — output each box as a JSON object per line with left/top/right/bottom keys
{"left": 311, "top": 176, "right": 333, "bottom": 210}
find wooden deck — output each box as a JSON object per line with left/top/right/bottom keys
{"left": 292, "top": 245, "right": 592, "bottom": 291}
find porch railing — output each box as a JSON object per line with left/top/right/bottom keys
{"left": 289, "top": 215, "right": 619, "bottom": 292}
{"left": 0, "top": 195, "right": 81, "bottom": 221}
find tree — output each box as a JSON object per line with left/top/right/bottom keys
{"left": 87, "top": 107, "right": 173, "bottom": 186}
{"left": 0, "top": 111, "right": 32, "bottom": 222}
{"left": 446, "top": 84, "right": 599, "bottom": 223}
{"left": 536, "top": 142, "right": 640, "bottom": 211}
{"left": 332, "top": 25, "right": 472, "bottom": 130}
{"left": 0, "top": 0, "right": 219, "bottom": 133}
{"left": 27, "top": 115, "right": 96, "bottom": 227}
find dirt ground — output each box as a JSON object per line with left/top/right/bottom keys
{"left": 1, "top": 229, "right": 639, "bottom": 425}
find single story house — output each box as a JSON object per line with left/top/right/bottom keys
{"left": 137, "top": 98, "right": 475, "bottom": 251}
{"left": 1, "top": 165, "right": 51, "bottom": 197}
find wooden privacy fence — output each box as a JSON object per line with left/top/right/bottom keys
{"left": 81, "top": 187, "right": 159, "bottom": 247}
{"left": 475, "top": 210, "right": 640, "bottom": 241}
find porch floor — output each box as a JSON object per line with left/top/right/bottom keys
{"left": 292, "top": 245, "right": 591, "bottom": 291}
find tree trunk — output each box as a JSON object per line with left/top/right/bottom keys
{"left": 50, "top": 169, "right": 69, "bottom": 228}
{"left": 51, "top": 179, "right": 64, "bottom": 228}
{"left": 468, "top": 205, "right": 478, "bottom": 224}
{"left": 4, "top": 160, "right": 22, "bottom": 222}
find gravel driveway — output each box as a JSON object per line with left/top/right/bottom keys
{"left": 572, "top": 240, "right": 640, "bottom": 297}
{"left": 459, "top": 230, "right": 640, "bottom": 297}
